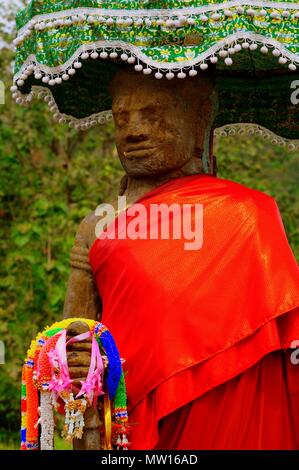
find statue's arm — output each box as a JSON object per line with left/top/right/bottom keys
{"left": 63, "top": 212, "right": 103, "bottom": 450}
{"left": 63, "top": 212, "right": 101, "bottom": 321}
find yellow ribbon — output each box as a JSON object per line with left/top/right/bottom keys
{"left": 103, "top": 394, "right": 112, "bottom": 450}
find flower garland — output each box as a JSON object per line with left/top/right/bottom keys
{"left": 20, "top": 318, "right": 129, "bottom": 450}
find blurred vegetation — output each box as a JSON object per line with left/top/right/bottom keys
{"left": 0, "top": 45, "right": 123, "bottom": 445}
{"left": 0, "top": 43, "right": 298, "bottom": 448}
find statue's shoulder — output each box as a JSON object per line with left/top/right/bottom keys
{"left": 76, "top": 198, "right": 119, "bottom": 248}
{"left": 76, "top": 211, "right": 101, "bottom": 249}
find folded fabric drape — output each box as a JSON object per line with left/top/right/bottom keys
{"left": 89, "top": 174, "right": 299, "bottom": 449}
{"left": 155, "top": 350, "right": 299, "bottom": 450}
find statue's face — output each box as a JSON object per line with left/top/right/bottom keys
{"left": 111, "top": 71, "right": 209, "bottom": 177}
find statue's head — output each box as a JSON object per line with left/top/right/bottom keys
{"left": 110, "top": 67, "right": 217, "bottom": 177}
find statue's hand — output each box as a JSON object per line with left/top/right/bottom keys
{"left": 66, "top": 321, "right": 92, "bottom": 389}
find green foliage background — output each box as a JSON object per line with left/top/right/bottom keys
{"left": 0, "top": 44, "right": 298, "bottom": 446}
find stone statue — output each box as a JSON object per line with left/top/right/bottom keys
{"left": 13, "top": 0, "right": 299, "bottom": 450}
{"left": 63, "top": 67, "right": 216, "bottom": 449}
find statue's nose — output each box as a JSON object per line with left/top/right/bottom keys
{"left": 124, "top": 111, "right": 150, "bottom": 143}
{"left": 126, "top": 132, "right": 149, "bottom": 144}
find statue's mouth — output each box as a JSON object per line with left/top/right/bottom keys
{"left": 124, "top": 147, "right": 156, "bottom": 158}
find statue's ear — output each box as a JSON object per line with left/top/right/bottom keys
{"left": 194, "top": 116, "right": 215, "bottom": 173}
{"left": 119, "top": 174, "right": 128, "bottom": 195}
{"left": 211, "top": 155, "right": 217, "bottom": 176}
{"left": 194, "top": 126, "right": 204, "bottom": 158}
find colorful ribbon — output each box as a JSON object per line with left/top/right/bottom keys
{"left": 75, "top": 334, "right": 104, "bottom": 406}
{"left": 46, "top": 330, "right": 104, "bottom": 406}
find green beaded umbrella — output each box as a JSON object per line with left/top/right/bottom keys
{"left": 12, "top": 1, "right": 299, "bottom": 150}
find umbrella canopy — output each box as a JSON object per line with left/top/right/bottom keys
{"left": 12, "top": 1, "right": 299, "bottom": 149}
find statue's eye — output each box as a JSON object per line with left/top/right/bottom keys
{"left": 115, "top": 113, "right": 127, "bottom": 126}
{"left": 143, "top": 105, "right": 158, "bottom": 115}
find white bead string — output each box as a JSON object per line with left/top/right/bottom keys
{"left": 39, "top": 392, "right": 55, "bottom": 451}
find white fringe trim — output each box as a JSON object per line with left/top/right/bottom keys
{"left": 16, "top": 1, "right": 299, "bottom": 38}
{"left": 16, "top": 85, "right": 114, "bottom": 127}
{"left": 13, "top": 32, "right": 299, "bottom": 86}
{"left": 215, "top": 124, "right": 299, "bottom": 150}
{"left": 11, "top": 85, "right": 299, "bottom": 151}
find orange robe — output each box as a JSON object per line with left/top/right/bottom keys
{"left": 89, "top": 175, "right": 299, "bottom": 449}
